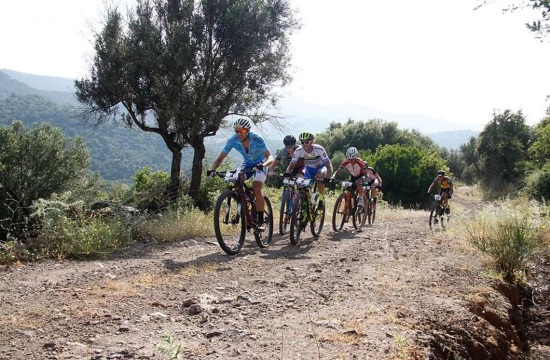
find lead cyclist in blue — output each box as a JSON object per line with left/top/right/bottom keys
{"left": 208, "top": 117, "right": 274, "bottom": 230}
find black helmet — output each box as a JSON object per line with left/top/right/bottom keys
{"left": 437, "top": 170, "right": 445, "bottom": 176}
{"left": 283, "top": 135, "right": 296, "bottom": 147}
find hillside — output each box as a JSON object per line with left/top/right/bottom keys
{"left": 0, "top": 69, "right": 478, "bottom": 183}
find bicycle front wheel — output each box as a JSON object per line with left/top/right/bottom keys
{"left": 353, "top": 194, "right": 368, "bottom": 230}
{"left": 428, "top": 203, "right": 438, "bottom": 229}
{"left": 255, "top": 196, "right": 274, "bottom": 248}
{"left": 332, "top": 193, "right": 347, "bottom": 232}
{"left": 311, "top": 194, "right": 325, "bottom": 237}
{"left": 279, "top": 189, "right": 292, "bottom": 235}
{"left": 289, "top": 193, "right": 306, "bottom": 245}
{"left": 213, "top": 190, "right": 246, "bottom": 255}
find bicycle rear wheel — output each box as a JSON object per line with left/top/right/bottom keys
{"left": 289, "top": 193, "right": 306, "bottom": 245}
{"left": 279, "top": 189, "right": 292, "bottom": 235}
{"left": 332, "top": 193, "right": 348, "bottom": 232}
{"left": 353, "top": 194, "right": 368, "bottom": 230}
{"left": 213, "top": 190, "right": 246, "bottom": 255}
{"left": 255, "top": 196, "right": 274, "bottom": 248}
{"left": 311, "top": 193, "right": 325, "bottom": 237}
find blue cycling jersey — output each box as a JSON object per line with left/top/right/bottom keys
{"left": 222, "top": 132, "right": 269, "bottom": 166}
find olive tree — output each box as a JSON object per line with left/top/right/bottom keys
{"left": 75, "top": 0, "right": 299, "bottom": 204}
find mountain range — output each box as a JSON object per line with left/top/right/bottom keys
{"left": 0, "top": 69, "right": 478, "bottom": 182}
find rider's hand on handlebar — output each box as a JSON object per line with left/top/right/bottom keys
{"left": 283, "top": 172, "right": 292, "bottom": 178}
{"left": 255, "top": 163, "right": 264, "bottom": 171}
{"left": 322, "top": 177, "right": 331, "bottom": 184}
{"left": 207, "top": 169, "right": 216, "bottom": 177}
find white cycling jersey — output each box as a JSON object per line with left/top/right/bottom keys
{"left": 290, "top": 144, "right": 330, "bottom": 169}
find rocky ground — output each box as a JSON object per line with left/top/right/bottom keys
{"left": 0, "top": 188, "right": 549, "bottom": 360}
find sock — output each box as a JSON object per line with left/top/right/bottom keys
{"left": 257, "top": 211, "right": 264, "bottom": 224}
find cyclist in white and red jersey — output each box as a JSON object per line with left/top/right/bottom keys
{"left": 332, "top": 147, "right": 368, "bottom": 207}
{"left": 285, "top": 132, "right": 333, "bottom": 210}
{"left": 332, "top": 147, "right": 383, "bottom": 209}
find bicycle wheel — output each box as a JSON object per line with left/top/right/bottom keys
{"left": 353, "top": 194, "right": 368, "bottom": 230}
{"left": 255, "top": 196, "right": 274, "bottom": 248}
{"left": 310, "top": 193, "right": 325, "bottom": 237}
{"left": 440, "top": 205, "right": 449, "bottom": 229}
{"left": 213, "top": 190, "right": 246, "bottom": 255}
{"left": 428, "top": 202, "right": 439, "bottom": 229}
{"left": 289, "top": 193, "right": 306, "bottom": 245}
{"left": 332, "top": 193, "right": 348, "bottom": 232}
{"left": 279, "top": 189, "right": 292, "bottom": 235}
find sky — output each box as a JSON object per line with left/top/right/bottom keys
{"left": 1, "top": 0, "right": 550, "bottom": 131}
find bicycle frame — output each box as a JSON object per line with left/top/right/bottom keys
{"left": 279, "top": 176, "right": 297, "bottom": 235}
{"left": 221, "top": 170, "right": 255, "bottom": 229}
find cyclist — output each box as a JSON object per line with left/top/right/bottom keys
{"left": 331, "top": 147, "right": 368, "bottom": 209}
{"left": 268, "top": 135, "right": 305, "bottom": 177}
{"left": 207, "top": 117, "right": 274, "bottom": 230}
{"left": 427, "top": 169, "right": 454, "bottom": 215}
{"left": 364, "top": 162, "right": 383, "bottom": 209}
{"left": 285, "top": 132, "right": 333, "bottom": 210}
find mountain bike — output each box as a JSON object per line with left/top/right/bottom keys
{"left": 276, "top": 173, "right": 297, "bottom": 235}
{"left": 211, "top": 169, "right": 273, "bottom": 255}
{"left": 288, "top": 176, "right": 325, "bottom": 245}
{"left": 332, "top": 179, "right": 367, "bottom": 232}
{"left": 428, "top": 193, "right": 450, "bottom": 229}
{"left": 363, "top": 183, "right": 376, "bottom": 225}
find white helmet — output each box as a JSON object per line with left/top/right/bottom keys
{"left": 345, "top": 147, "right": 358, "bottom": 159}
{"left": 233, "top": 117, "right": 251, "bottom": 129}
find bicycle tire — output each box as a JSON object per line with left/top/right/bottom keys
{"left": 310, "top": 193, "right": 325, "bottom": 237}
{"left": 213, "top": 190, "right": 246, "bottom": 255}
{"left": 279, "top": 189, "right": 292, "bottom": 235}
{"left": 353, "top": 194, "right": 368, "bottom": 230}
{"left": 255, "top": 196, "right": 274, "bottom": 248}
{"left": 332, "top": 193, "right": 347, "bottom": 232}
{"left": 289, "top": 193, "right": 306, "bottom": 245}
{"left": 428, "top": 202, "right": 439, "bottom": 229}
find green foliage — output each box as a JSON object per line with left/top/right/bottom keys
{"left": 316, "top": 119, "right": 438, "bottom": 157}
{"left": 155, "top": 332, "right": 185, "bottom": 360}
{"left": 0, "top": 120, "right": 90, "bottom": 241}
{"left": 529, "top": 115, "right": 550, "bottom": 166}
{"left": 523, "top": 162, "right": 550, "bottom": 202}
{"left": 477, "top": 110, "right": 531, "bottom": 198}
{"left": 367, "top": 144, "right": 447, "bottom": 208}
{"left": 31, "top": 196, "right": 138, "bottom": 259}
{"left": 466, "top": 199, "right": 548, "bottom": 281}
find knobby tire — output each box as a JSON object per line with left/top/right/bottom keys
{"left": 213, "top": 190, "right": 246, "bottom": 255}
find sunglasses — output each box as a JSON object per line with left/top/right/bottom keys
{"left": 301, "top": 141, "right": 312, "bottom": 145}
{"left": 285, "top": 146, "right": 294, "bottom": 149}
{"left": 235, "top": 128, "right": 248, "bottom": 134}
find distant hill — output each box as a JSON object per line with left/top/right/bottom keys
{"left": 427, "top": 130, "right": 479, "bottom": 150}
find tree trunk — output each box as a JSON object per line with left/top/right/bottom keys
{"left": 189, "top": 139, "right": 206, "bottom": 203}
{"left": 169, "top": 149, "right": 182, "bottom": 203}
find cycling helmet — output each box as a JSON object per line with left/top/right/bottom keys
{"left": 234, "top": 117, "right": 251, "bottom": 129}
{"left": 298, "top": 132, "right": 314, "bottom": 142}
{"left": 283, "top": 135, "right": 296, "bottom": 147}
{"left": 345, "top": 147, "right": 359, "bottom": 159}
{"left": 437, "top": 170, "right": 445, "bottom": 176}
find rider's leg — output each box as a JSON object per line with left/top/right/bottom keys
{"left": 253, "top": 170, "right": 267, "bottom": 227}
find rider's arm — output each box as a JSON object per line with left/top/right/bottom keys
{"left": 268, "top": 158, "right": 280, "bottom": 173}
{"left": 210, "top": 151, "right": 228, "bottom": 171}
{"left": 262, "top": 150, "right": 274, "bottom": 168}
{"left": 325, "top": 160, "right": 333, "bottom": 178}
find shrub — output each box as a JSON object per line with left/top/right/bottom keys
{"left": 466, "top": 199, "right": 548, "bottom": 281}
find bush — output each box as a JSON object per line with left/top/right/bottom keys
{"left": 524, "top": 163, "right": 550, "bottom": 202}
{"left": 466, "top": 199, "right": 548, "bottom": 281}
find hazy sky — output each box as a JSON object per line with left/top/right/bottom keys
{"left": 2, "top": 0, "right": 550, "bottom": 131}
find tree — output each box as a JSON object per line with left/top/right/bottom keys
{"left": 75, "top": 0, "right": 299, "bottom": 205}
{"left": 529, "top": 112, "right": 550, "bottom": 165}
{"left": 476, "top": 110, "right": 531, "bottom": 197}
{"left": 367, "top": 144, "right": 447, "bottom": 208}
{"left": 477, "top": 0, "right": 550, "bottom": 39}
{"left": 0, "top": 121, "right": 90, "bottom": 240}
